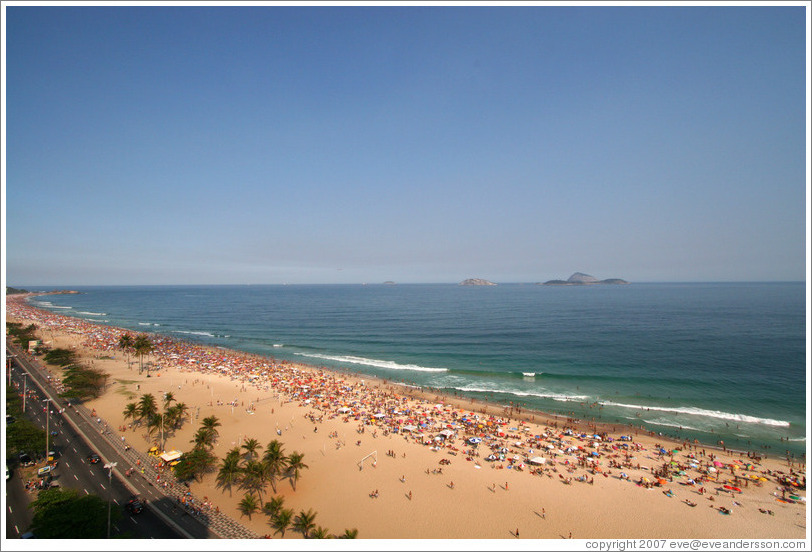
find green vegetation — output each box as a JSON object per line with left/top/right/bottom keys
{"left": 5, "top": 391, "right": 47, "bottom": 462}
{"left": 6, "top": 286, "right": 29, "bottom": 294}
{"left": 171, "top": 416, "right": 220, "bottom": 482}
{"left": 60, "top": 365, "right": 109, "bottom": 401}
{"left": 6, "top": 322, "right": 38, "bottom": 349}
{"left": 123, "top": 393, "right": 190, "bottom": 449}
{"left": 44, "top": 348, "right": 78, "bottom": 367}
{"left": 214, "top": 436, "right": 353, "bottom": 538}
{"left": 28, "top": 487, "right": 118, "bottom": 538}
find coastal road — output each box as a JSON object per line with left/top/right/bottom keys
{"left": 6, "top": 360, "right": 182, "bottom": 539}
{"left": 5, "top": 343, "right": 226, "bottom": 539}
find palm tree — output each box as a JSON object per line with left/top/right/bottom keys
{"left": 225, "top": 446, "right": 241, "bottom": 463}
{"left": 192, "top": 427, "right": 216, "bottom": 450}
{"left": 271, "top": 508, "right": 294, "bottom": 538}
{"left": 238, "top": 493, "right": 259, "bottom": 520}
{"left": 118, "top": 334, "right": 134, "bottom": 369}
{"left": 201, "top": 415, "right": 221, "bottom": 438}
{"left": 310, "top": 526, "right": 331, "bottom": 539}
{"left": 240, "top": 460, "right": 269, "bottom": 504}
{"left": 122, "top": 402, "right": 138, "bottom": 426}
{"left": 172, "top": 402, "right": 189, "bottom": 428}
{"left": 137, "top": 393, "right": 158, "bottom": 425}
{"left": 133, "top": 334, "right": 153, "bottom": 374}
{"left": 262, "top": 439, "right": 288, "bottom": 493}
{"left": 263, "top": 495, "right": 285, "bottom": 519}
{"left": 293, "top": 508, "right": 317, "bottom": 538}
{"left": 162, "top": 391, "right": 175, "bottom": 409}
{"left": 285, "top": 451, "right": 308, "bottom": 491}
{"left": 338, "top": 528, "right": 359, "bottom": 539}
{"left": 215, "top": 454, "right": 242, "bottom": 496}
{"left": 241, "top": 437, "right": 262, "bottom": 462}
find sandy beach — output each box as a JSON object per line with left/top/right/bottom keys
{"left": 6, "top": 294, "right": 808, "bottom": 541}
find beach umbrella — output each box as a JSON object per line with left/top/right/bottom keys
{"left": 713, "top": 461, "right": 724, "bottom": 467}
{"left": 468, "top": 437, "right": 482, "bottom": 445}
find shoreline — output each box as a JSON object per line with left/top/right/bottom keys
{"left": 6, "top": 293, "right": 808, "bottom": 540}
{"left": 13, "top": 291, "right": 804, "bottom": 461}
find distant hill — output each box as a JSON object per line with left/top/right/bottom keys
{"left": 459, "top": 278, "right": 497, "bottom": 286}
{"left": 540, "top": 273, "right": 629, "bottom": 286}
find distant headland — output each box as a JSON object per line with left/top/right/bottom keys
{"left": 6, "top": 287, "right": 81, "bottom": 295}
{"left": 540, "top": 272, "right": 629, "bottom": 286}
{"left": 459, "top": 278, "right": 497, "bottom": 286}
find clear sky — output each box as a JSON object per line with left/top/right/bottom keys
{"left": 3, "top": 3, "right": 809, "bottom": 285}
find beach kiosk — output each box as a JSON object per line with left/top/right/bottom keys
{"left": 159, "top": 450, "right": 183, "bottom": 466}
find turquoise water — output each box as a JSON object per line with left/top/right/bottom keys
{"left": 28, "top": 282, "right": 807, "bottom": 457}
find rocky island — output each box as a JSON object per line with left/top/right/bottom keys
{"left": 459, "top": 278, "right": 497, "bottom": 286}
{"left": 540, "top": 272, "right": 629, "bottom": 286}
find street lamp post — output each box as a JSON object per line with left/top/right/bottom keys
{"left": 22, "top": 373, "right": 28, "bottom": 412}
{"left": 42, "top": 399, "right": 51, "bottom": 463}
{"left": 104, "top": 462, "right": 117, "bottom": 538}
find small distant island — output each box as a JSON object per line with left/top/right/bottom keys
{"left": 383, "top": 281, "right": 396, "bottom": 285}
{"left": 459, "top": 278, "right": 497, "bottom": 286}
{"left": 540, "top": 272, "right": 629, "bottom": 286}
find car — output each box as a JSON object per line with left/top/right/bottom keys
{"left": 124, "top": 496, "right": 144, "bottom": 515}
{"left": 87, "top": 453, "right": 101, "bottom": 464}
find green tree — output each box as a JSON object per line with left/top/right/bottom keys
{"left": 173, "top": 447, "right": 216, "bottom": 482}
{"left": 29, "top": 488, "right": 118, "bottom": 538}
{"left": 241, "top": 437, "right": 262, "bottom": 462}
{"left": 285, "top": 451, "right": 308, "bottom": 491}
{"left": 133, "top": 334, "right": 153, "bottom": 374}
{"left": 271, "top": 508, "right": 294, "bottom": 538}
{"left": 118, "top": 334, "right": 134, "bottom": 369}
{"left": 263, "top": 495, "right": 285, "bottom": 519}
{"left": 215, "top": 454, "right": 242, "bottom": 496}
{"left": 293, "top": 508, "right": 317, "bottom": 538}
{"left": 338, "top": 528, "right": 359, "bottom": 539}
{"left": 137, "top": 393, "right": 158, "bottom": 424}
{"left": 311, "top": 526, "right": 331, "bottom": 539}
{"left": 201, "top": 415, "right": 221, "bottom": 438}
{"left": 240, "top": 460, "right": 269, "bottom": 504}
{"left": 43, "top": 348, "right": 77, "bottom": 367}
{"left": 122, "top": 403, "right": 138, "bottom": 426}
{"left": 61, "top": 365, "right": 109, "bottom": 400}
{"left": 191, "top": 427, "right": 216, "bottom": 450}
{"left": 262, "top": 439, "right": 288, "bottom": 493}
{"left": 238, "top": 493, "right": 259, "bottom": 520}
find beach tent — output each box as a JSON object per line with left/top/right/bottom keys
{"left": 338, "top": 407, "right": 351, "bottom": 414}
{"left": 527, "top": 456, "right": 547, "bottom": 465}
{"left": 439, "top": 429, "right": 455, "bottom": 440}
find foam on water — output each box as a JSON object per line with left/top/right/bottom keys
{"left": 294, "top": 352, "right": 448, "bottom": 373}
{"left": 602, "top": 401, "right": 790, "bottom": 427}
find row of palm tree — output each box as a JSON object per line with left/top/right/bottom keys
{"left": 216, "top": 438, "right": 307, "bottom": 503}
{"left": 122, "top": 392, "right": 190, "bottom": 450}
{"left": 118, "top": 333, "right": 153, "bottom": 374}
{"left": 238, "top": 493, "right": 357, "bottom": 539}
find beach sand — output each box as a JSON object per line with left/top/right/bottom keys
{"left": 6, "top": 296, "right": 808, "bottom": 541}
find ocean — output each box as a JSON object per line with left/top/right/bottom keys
{"left": 25, "top": 282, "right": 807, "bottom": 457}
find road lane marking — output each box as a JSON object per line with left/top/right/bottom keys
{"left": 113, "top": 499, "right": 118, "bottom": 505}
{"left": 130, "top": 517, "right": 138, "bottom": 525}
{"left": 14, "top": 525, "right": 19, "bottom": 535}
{"left": 84, "top": 489, "right": 89, "bottom": 495}
{"left": 100, "top": 483, "right": 105, "bottom": 490}
{"left": 73, "top": 474, "right": 79, "bottom": 480}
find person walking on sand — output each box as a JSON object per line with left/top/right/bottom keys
{"left": 516, "top": 528, "right": 519, "bottom": 538}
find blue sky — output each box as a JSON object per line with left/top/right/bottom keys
{"left": 3, "top": 4, "right": 808, "bottom": 285}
